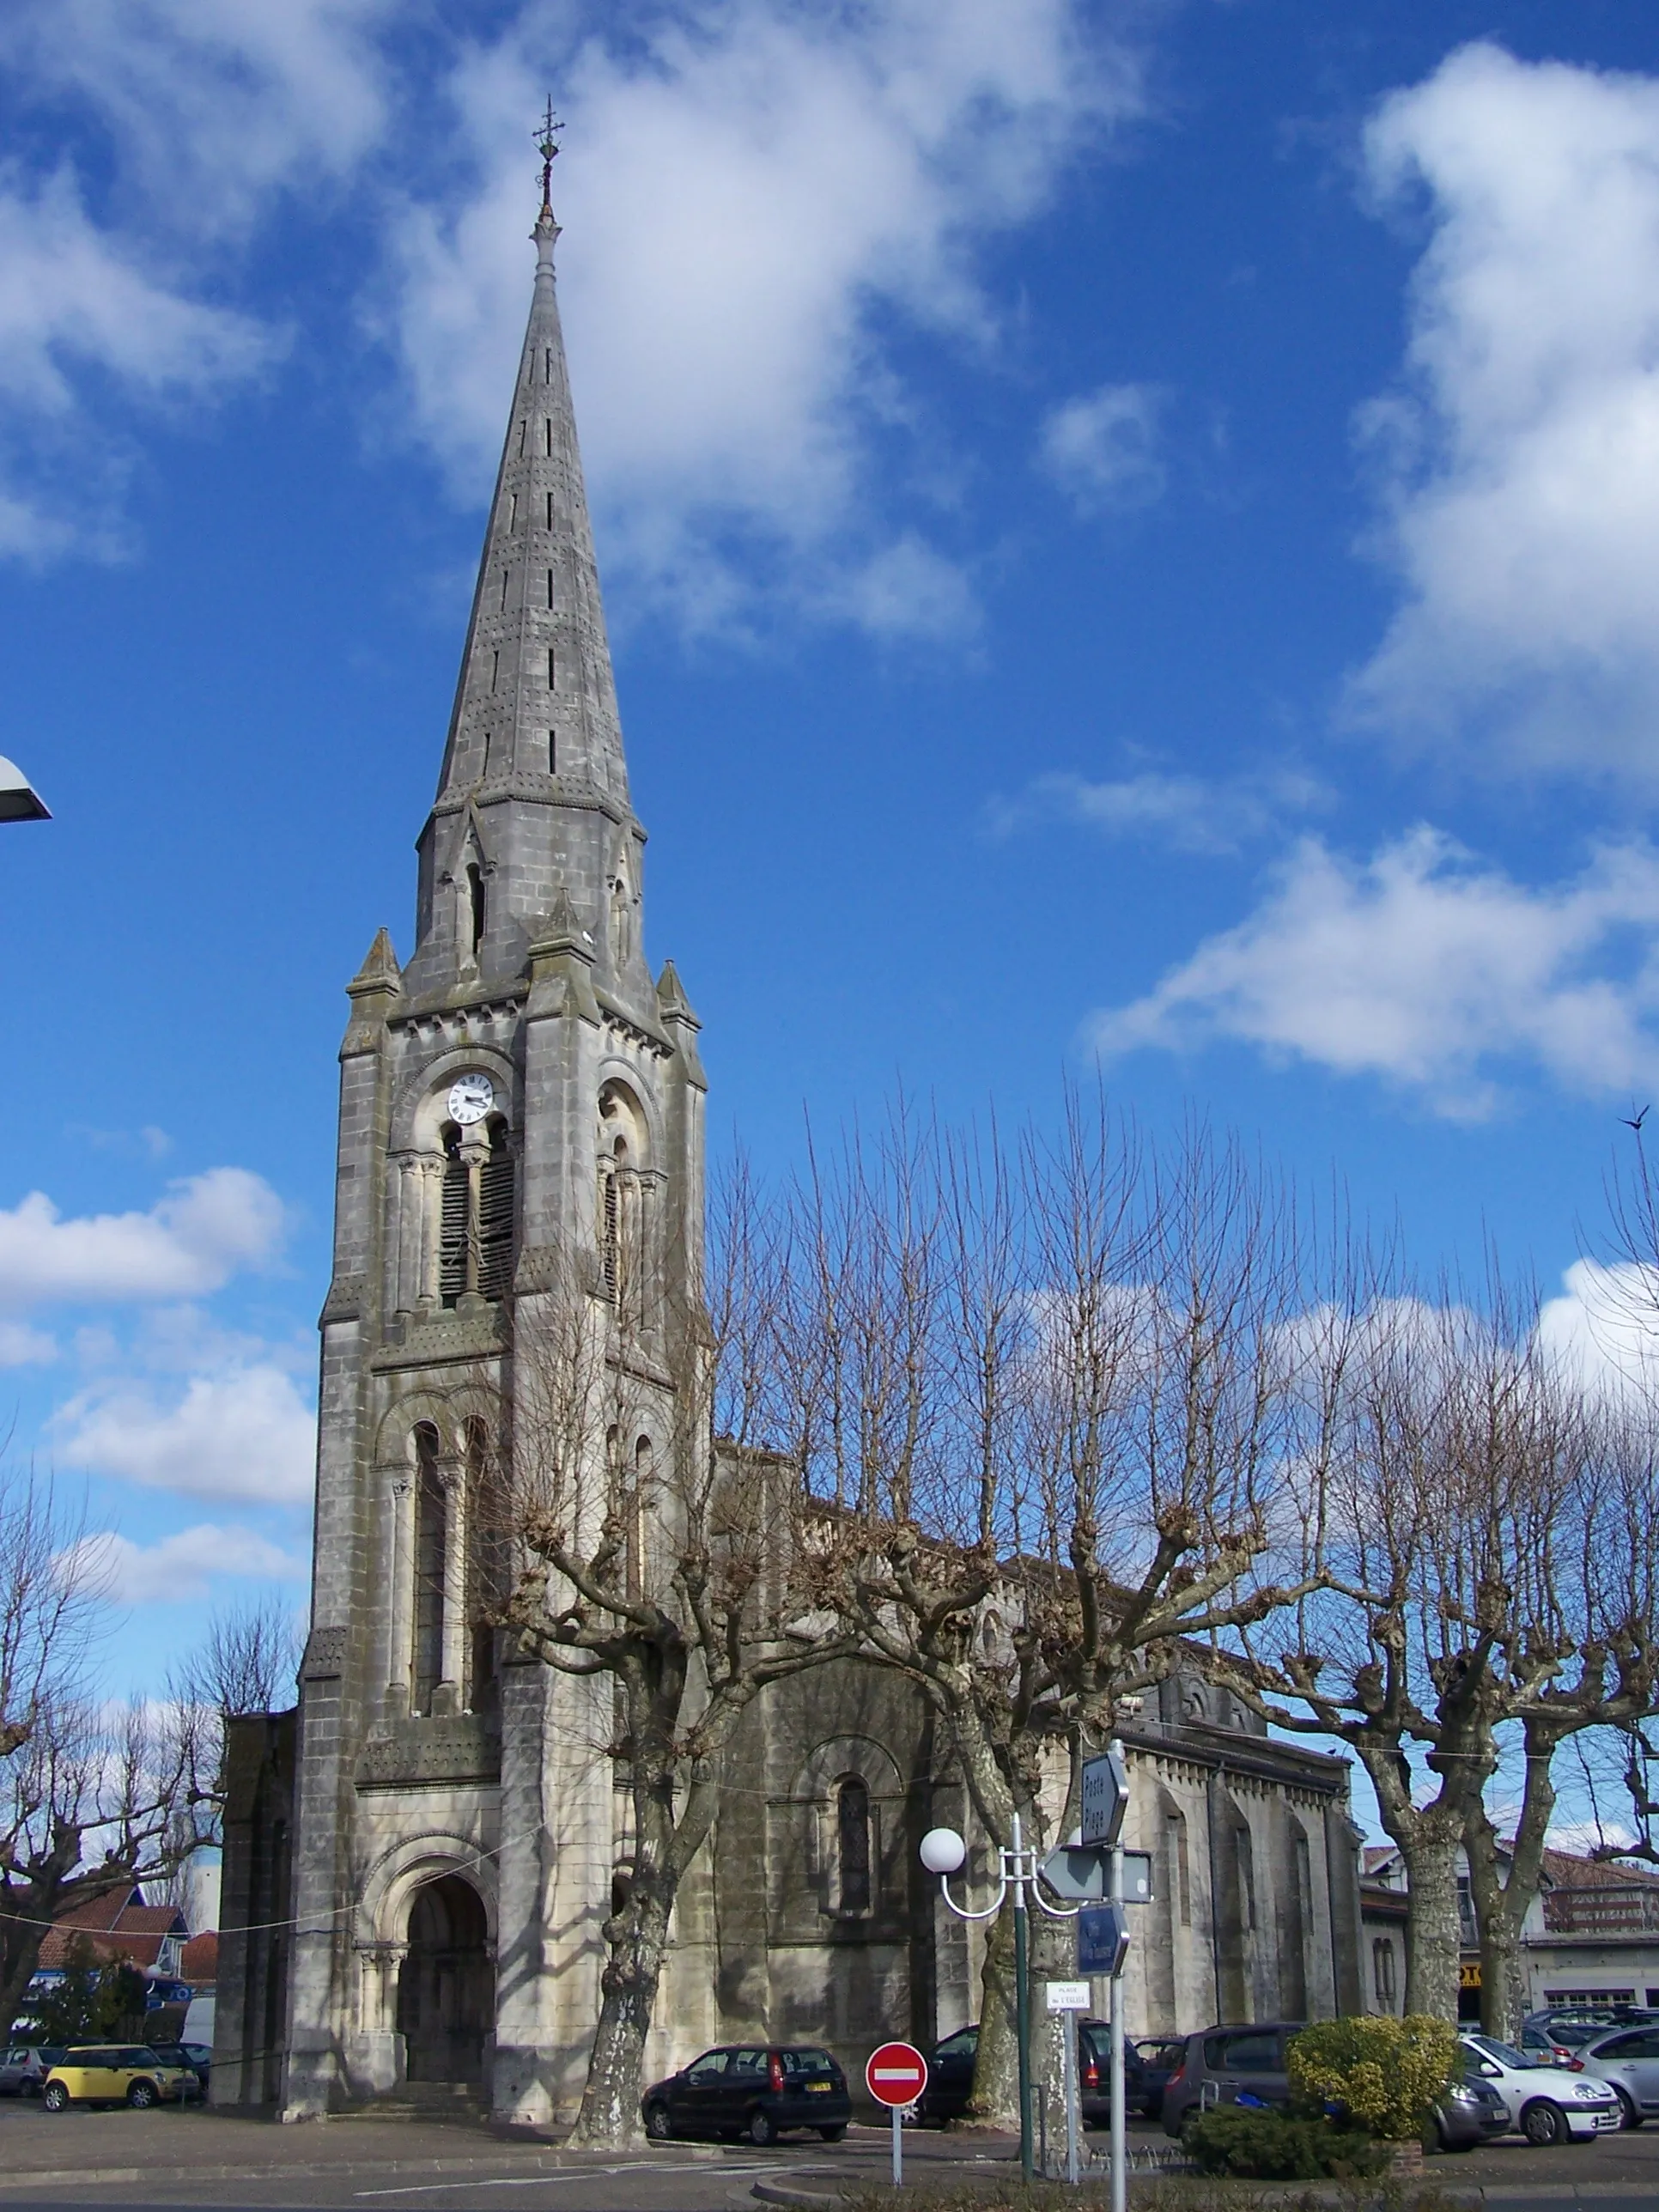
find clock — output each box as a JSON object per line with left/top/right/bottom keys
{"left": 447, "top": 1073, "right": 495, "bottom": 1127}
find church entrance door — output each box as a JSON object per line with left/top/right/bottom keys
{"left": 396, "top": 1875, "right": 493, "bottom": 2083}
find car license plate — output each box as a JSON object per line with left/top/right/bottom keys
{"left": 806, "top": 2082, "right": 832, "bottom": 2094}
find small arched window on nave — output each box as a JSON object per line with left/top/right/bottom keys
{"left": 835, "top": 1775, "right": 872, "bottom": 1917}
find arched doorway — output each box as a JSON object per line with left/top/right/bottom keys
{"left": 396, "top": 1875, "right": 493, "bottom": 2083}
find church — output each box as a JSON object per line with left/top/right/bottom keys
{"left": 212, "top": 171, "right": 1369, "bottom": 2124}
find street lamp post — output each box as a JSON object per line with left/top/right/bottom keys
{"left": 920, "top": 1816, "right": 1079, "bottom": 2185}
{"left": 0, "top": 757, "right": 50, "bottom": 823}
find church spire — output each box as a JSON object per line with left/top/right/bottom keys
{"left": 410, "top": 113, "right": 642, "bottom": 1003}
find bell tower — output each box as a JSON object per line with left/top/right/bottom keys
{"left": 279, "top": 121, "right": 708, "bottom": 2124}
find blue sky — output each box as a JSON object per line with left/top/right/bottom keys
{"left": 1, "top": 0, "right": 1657, "bottom": 1813}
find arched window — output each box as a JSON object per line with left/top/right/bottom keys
{"left": 412, "top": 1425, "right": 446, "bottom": 1717}
{"left": 465, "top": 1415, "right": 508, "bottom": 1713}
{"left": 467, "top": 863, "right": 486, "bottom": 956}
{"left": 1373, "top": 1938, "right": 1397, "bottom": 2008}
{"left": 836, "top": 1776, "right": 872, "bottom": 1916}
{"left": 596, "top": 1083, "right": 649, "bottom": 1316}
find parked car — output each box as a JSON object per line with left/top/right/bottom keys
{"left": 1159, "top": 2022, "right": 1524, "bottom": 2153}
{"left": 915, "top": 2022, "right": 1182, "bottom": 2130}
{"left": 0, "top": 2047, "right": 64, "bottom": 2098}
{"left": 641, "top": 2045, "right": 850, "bottom": 2144}
{"left": 41, "top": 2045, "right": 198, "bottom": 2111}
{"left": 915, "top": 2026, "right": 977, "bottom": 2124}
{"left": 1525, "top": 2006, "right": 1656, "bottom": 2049}
{"left": 1517, "top": 2023, "right": 1577, "bottom": 2068}
{"left": 1458, "top": 2032, "right": 1621, "bottom": 2145}
{"left": 1161, "top": 2022, "right": 1304, "bottom": 2136}
{"left": 142, "top": 2040, "right": 211, "bottom": 2093}
{"left": 1572, "top": 2022, "right": 1659, "bottom": 2128}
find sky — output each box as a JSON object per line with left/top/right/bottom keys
{"left": 3, "top": 0, "right": 1659, "bottom": 1838}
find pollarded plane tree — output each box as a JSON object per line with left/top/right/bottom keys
{"left": 503, "top": 1163, "right": 856, "bottom": 2148}
{"left": 1213, "top": 1279, "right": 1659, "bottom": 2031}
{"left": 781, "top": 1102, "right": 1327, "bottom": 2124}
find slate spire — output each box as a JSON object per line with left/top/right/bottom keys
{"left": 410, "top": 142, "right": 643, "bottom": 1000}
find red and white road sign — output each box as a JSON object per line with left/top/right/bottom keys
{"left": 866, "top": 2041, "right": 928, "bottom": 2107}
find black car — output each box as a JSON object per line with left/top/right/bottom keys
{"left": 916, "top": 2022, "right": 1173, "bottom": 2129}
{"left": 916, "top": 2027, "right": 977, "bottom": 2124}
{"left": 641, "top": 2045, "right": 851, "bottom": 2144}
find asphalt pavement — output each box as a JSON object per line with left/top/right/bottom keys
{"left": 0, "top": 2098, "right": 1657, "bottom": 2211}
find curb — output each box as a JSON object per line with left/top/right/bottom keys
{"left": 0, "top": 2151, "right": 568, "bottom": 2193}
{"left": 750, "top": 2185, "right": 842, "bottom": 2209}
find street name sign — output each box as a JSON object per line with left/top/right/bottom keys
{"left": 1046, "top": 1979, "right": 1092, "bottom": 2012}
{"left": 1077, "top": 1902, "right": 1131, "bottom": 1978}
{"left": 1080, "top": 1747, "right": 1128, "bottom": 1847}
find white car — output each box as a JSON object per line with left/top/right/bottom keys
{"left": 1459, "top": 2033, "right": 1621, "bottom": 2147}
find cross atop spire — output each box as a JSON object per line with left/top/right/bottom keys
{"left": 536, "top": 99, "right": 563, "bottom": 220}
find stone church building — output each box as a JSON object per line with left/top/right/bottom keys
{"left": 213, "top": 184, "right": 1367, "bottom": 2123}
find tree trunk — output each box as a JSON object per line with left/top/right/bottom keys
{"left": 568, "top": 1871, "right": 675, "bottom": 2148}
{"left": 1396, "top": 1830, "right": 1465, "bottom": 2022}
{"left": 1353, "top": 1745, "right": 1468, "bottom": 2023}
{"left": 1467, "top": 1725, "right": 1559, "bottom": 2043}
{"left": 969, "top": 1897, "right": 1021, "bottom": 2126}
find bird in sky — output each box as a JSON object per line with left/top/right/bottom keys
{"left": 1621, "top": 1105, "right": 1650, "bottom": 1133}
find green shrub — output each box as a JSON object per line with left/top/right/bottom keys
{"left": 1287, "top": 2014, "right": 1458, "bottom": 2141}
{"left": 1182, "top": 2105, "right": 1389, "bottom": 2179}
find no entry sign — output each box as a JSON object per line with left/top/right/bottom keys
{"left": 866, "top": 2041, "right": 928, "bottom": 2188}
{"left": 866, "top": 2041, "right": 928, "bottom": 2106}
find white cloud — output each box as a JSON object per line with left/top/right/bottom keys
{"left": 0, "top": 1169, "right": 285, "bottom": 1309}
{"left": 60, "top": 1523, "right": 307, "bottom": 1607}
{"left": 1, "top": 0, "right": 394, "bottom": 240}
{"left": 1351, "top": 43, "right": 1659, "bottom": 778}
{"left": 1038, "top": 382, "right": 1164, "bottom": 514}
{"left": 1088, "top": 829, "right": 1659, "bottom": 1117}
{"left": 990, "top": 766, "right": 1326, "bottom": 854}
{"left": 1536, "top": 1258, "right": 1659, "bottom": 1407}
{"left": 386, "top": 0, "right": 1141, "bottom": 635}
{"left": 0, "top": 1321, "right": 55, "bottom": 1368}
{"left": 52, "top": 1363, "right": 316, "bottom": 1504}
{"left": 0, "top": 168, "right": 276, "bottom": 559}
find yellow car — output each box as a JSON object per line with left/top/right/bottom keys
{"left": 40, "top": 2045, "right": 197, "bottom": 2110}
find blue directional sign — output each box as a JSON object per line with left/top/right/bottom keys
{"left": 1078, "top": 1902, "right": 1131, "bottom": 1978}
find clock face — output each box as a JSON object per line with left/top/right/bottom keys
{"left": 447, "top": 1073, "right": 495, "bottom": 1127}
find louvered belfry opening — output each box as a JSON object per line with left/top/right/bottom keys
{"left": 477, "top": 1119, "right": 514, "bottom": 1298}
{"left": 438, "top": 1116, "right": 515, "bottom": 1308}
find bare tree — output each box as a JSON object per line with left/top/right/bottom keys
{"left": 783, "top": 1103, "right": 1326, "bottom": 2122}
{"left": 1216, "top": 1273, "right": 1659, "bottom": 2030}
{"left": 0, "top": 1461, "right": 103, "bottom": 1759}
{"left": 503, "top": 1166, "right": 854, "bottom": 2148}
{"left": 0, "top": 1694, "right": 213, "bottom": 2033}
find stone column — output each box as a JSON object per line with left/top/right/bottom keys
{"left": 384, "top": 1469, "right": 414, "bottom": 1718}
{"left": 394, "top": 1158, "right": 422, "bottom": 1312}
{"left": 434, "top": 1462, "right": 468, "bottom": 1715}
{"left": 416, "top": 1157, "right": 444, "bottom": 1308}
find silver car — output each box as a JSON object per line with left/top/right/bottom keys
{"left": 1459, "top": 2033, "right": 1622, "bottom": 2145}
{"left": 1575, "top": 2022, "right": 1659, "bottom": 2129}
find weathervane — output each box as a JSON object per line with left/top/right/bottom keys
{"left": 536, "top": 98, "right": 563, "bottom": 217}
